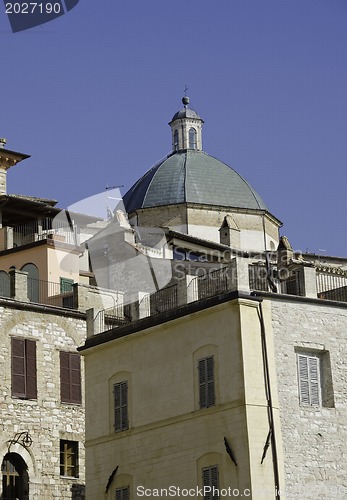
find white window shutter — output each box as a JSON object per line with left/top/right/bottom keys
{"left": 308, "top": 356, "right": 321, "bottom": 406}
{"left": 297, "top": 353, "right": 321, "bottom": 406}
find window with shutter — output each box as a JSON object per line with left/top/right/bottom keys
{"left": 202, "top": 465, "right": 219, "bottom": 500}
{"left": 60, "top": 352, "right": 82, "bottom": 404}
{"left": 199, "top": 356, "right": 215, "bottom": 408}
{"left": 115, "top": 486, "right": 130, "bottom": 500}
{"left": 114, "top": 381, "right": 128, "bottom": 432}
{"left": 297, "top": 353, "right": 321, "bottom": 406}
{"left": 11, "top": 338, "right": 37, "bottom": 399}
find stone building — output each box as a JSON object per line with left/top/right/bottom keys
{"left": 0, "top": 144, "right": 122, "bottom": 499}
{"left": 79, "top": 98, "right": 347, "bottom": 499}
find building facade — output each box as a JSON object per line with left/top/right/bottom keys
{"left": 80, "top": 98, "right": 347, "bottom": 499}
{"left": 0, "top": 144, "right": 121, "bottom": 499}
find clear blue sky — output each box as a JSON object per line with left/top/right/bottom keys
{"left": 1, "top": 0, "right": 347, "bottom": 257}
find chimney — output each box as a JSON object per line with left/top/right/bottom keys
{"left": 0, "top": 140, "right": 30, "bottom": 195}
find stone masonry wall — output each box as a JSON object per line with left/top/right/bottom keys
{"left": 0, "top": 303, "right": 86, "bottom": 500}
{"left": 270, "top": 297, "right": 347, "bottom": 499}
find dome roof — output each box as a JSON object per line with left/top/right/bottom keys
{"left": 170, "top": 107, "right": 203, "bottom": 122}
{"left": 123, "top": 151, "right": 268, "bottom": 213}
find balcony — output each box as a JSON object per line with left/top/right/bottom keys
{"left": 0, "top": 218, "right": 79, "bottom": 251}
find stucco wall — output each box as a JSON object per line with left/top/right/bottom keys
{"left": 83, "top": 299, "right": 283, "bottom": 499}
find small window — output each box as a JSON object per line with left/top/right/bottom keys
{"left": 202, "top": 465, "right": 219, "bottom": 500}
{"left": 199, "top": 356, "right": 215, "bottom": 408}
{"left": 60, "top": 277, "right": 74, "bottom": 294}
{"left": 60, "top": 352, "right": 82, "bottom": 404}
{"left": 0, "top": 271, "right": 10, "bottom": 298}
{"left": 60, "top": 440, "right": 79, "bottom": 478}
{"left": 116, "top": 486, "right": 130, "bottom": 500}
{"left": 297, "top": 352, "right": 321, "bottom": 406}
{"left": 189, "top": 127, "right": 197, "bottom": 149}
{"left": 11, "top": 338, "right": 37, "bottom": 399}
{"left": 174, "top": 129, "right": 179, "bottom": 151}
{"left": 114, "top": 381, "right": 128, "bottom": 432}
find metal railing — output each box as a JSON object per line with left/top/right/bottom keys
{"left": 248, "top": 264, "right": 305, "bottom": 296}
{"left": 197, "top": 266, "right": 229, "bottom": 299}
{"left": 316, "top": 271, "right": 347, "bottom": 302}
{"left": 12, "top": 218, "right": 79, "bottom": 247}
{"left": 249, "top": 264, "right": 279, "bottom": 292}
{"left": 94, "top": 305, "right": 130, "bottom": 334}
{"left": 150, "top": 283, "right": 178, "bottom": 315}
{"left": 27, "top": 278, "right": 74, "bottom": 308}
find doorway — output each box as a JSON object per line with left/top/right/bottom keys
{"left": 1, "top": 453, "right": 29, "bottom": 500}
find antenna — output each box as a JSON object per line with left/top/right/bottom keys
{"left": 184, "top": 85, "right": 188, "bottom": 96}
{"left": 105, "top": 185, "right": 124, "bottom": 190}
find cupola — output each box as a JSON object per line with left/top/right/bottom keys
{"left": 169, "top": 96, "right": 204, "bottom": 152}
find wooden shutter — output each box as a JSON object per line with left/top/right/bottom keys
{"left": 116, "top": 487, "right": 129, "bottom": 500}
{"left": 60, "top": 352, "right": 82, "bottom": 404}
{"left": 26, "top": 339, "right": 37, "bottom": 399}
{"left": 298, "top": 353, "right": 321, "bottom": 406}
{"left": 202, "top": 466, "right": 219, "bottom": 500}
{"left": 70, "top": 354, "right": 82, "bottom": 404}
{"left": 12, "top": 338, "right": 26, "bottom": 397}
{"left": 308, "top": 356, "right": 320, "bottom": 405}
{"left": 114, "top": 381, "right": 128, "bottom": 431}
{"left": 199, "top": 356, "right": 215, "bottom": 408}
{"left": 12, "top": 338, "right": 37, "bottom": 399}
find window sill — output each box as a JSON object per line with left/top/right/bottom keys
{"left": 60, "top": 476, "right": 79, "bottom": 480}
{"left": 12, "top": 397, "right": 38, "bottom": 404}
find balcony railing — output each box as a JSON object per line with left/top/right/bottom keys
{"left": 316, "top": 271, "right": 347, "bottom": 302}
{"left": 11, "top": 218, "right": 79, "bottom": 248}
{"left": 27, "top": 278, "right": 74, "bottom": 308}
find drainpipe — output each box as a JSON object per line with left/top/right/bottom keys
{"left": 257, "top": 299, "right": 281, "bottom": 499}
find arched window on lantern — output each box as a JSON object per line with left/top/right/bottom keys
{"left": 189, "top": 127, "right": 197, "bottom": 150}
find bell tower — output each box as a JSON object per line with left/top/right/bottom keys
{"left": 169, "top": 96, "right": 204, "bottom": 152}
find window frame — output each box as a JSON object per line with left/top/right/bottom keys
{"left": 60, "top": 351, "right": 82, "bottom": 405}
{"left": 297, "top": 352, "right": 321, "bottom": 406}
{"left": 114, "top": 381, "right": 129, "bottom": 432}
{"left": 11, "top": 337, "right": 37, "bottom": 400}
{"left": 60, "top": 440, "right": 79, "bottom": 478}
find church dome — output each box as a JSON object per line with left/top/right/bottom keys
{"left": 123, "top": 150, "right": 268, "bottom": 213}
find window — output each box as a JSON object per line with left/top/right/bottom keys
{"left": 0, "top": 270, "right": 10, "bottom": 298}
{"left": 11, "top": 338, "right": 37, "bottom": 399}
{"left": 60, "top": 277, "right": 74, "bottom": 294}
{"left": 202, "top": 465, "right": 219, "bottom": 500}
{"left": 114, "top": 381, "right": 128, "bottom": 431}
{"left": 173, "top": 129, "right": 179, "bottom": 151}
{"left": 116, "top": 486, "right": 130, "bottom": 500}
{"left": 60, "top": 352, "right": 82, "bottom": 404}
{"left": 189, "top": 127, "right": 197, "bottom": 149}
{"left": 60, "top": 440, "right": 78, "bottom": 477}
{"left": 199, "top": 356, "right": 215, "bottom": 408}
{"left": 297, "top": 352, "right": 321, "bottom": 406}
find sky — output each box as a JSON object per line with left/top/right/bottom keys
{"left": 1, "top": 0, "right": 347, "bottom": 257}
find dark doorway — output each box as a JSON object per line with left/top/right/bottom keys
{"left": 1, "top": 453, "right": 29, "bottom": 500}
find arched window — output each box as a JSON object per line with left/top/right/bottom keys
{"left": 173, "top": 129, "right": 179, "bottom": 151}
{"left": 189, "top": 127, "right": 197, "bottom": 150}
{"left": 21, "top": 263, "right": 39, "bottom": 302}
